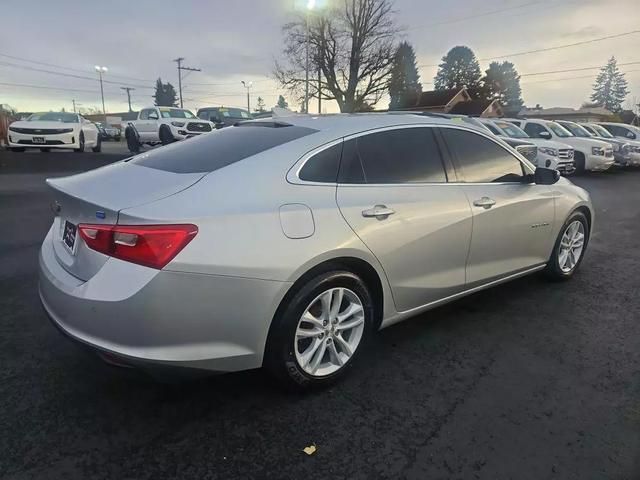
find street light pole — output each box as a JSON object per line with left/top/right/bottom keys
{"left": 95, "top": 65, "right": 108, "bottom": 124}
{"left": 241, "top": 81, "right": 253, "bottom": 113}
{"left": 304, "top": 0, "right": 316, "bottom": 114}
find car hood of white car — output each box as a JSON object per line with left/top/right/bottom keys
{"left": 559, "top": 136, "right": 612, "bottom": 150}
{"left": 10, "top": 120, "right": 80, "bottom": 130}
{"left": 524, "top": 138, "right": 573, "bottom": 150}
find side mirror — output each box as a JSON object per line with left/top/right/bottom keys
{"left": 534, "top": 167, "right": 560, "bottom": 185}
{"left": 539, "top": 131, "right": 552, "bottom": 139}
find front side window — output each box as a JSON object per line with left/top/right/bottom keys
{"left": 547, "top": 122, "right": 572, "bottom": 137}
{"left": 339, "top": 127, "right": 447, "bottom": 184}
{"left": 592, "top": 124, "right": 613, "bottom": 138}
{"left": 441, "top": 128, "right": 525, "bottom": 183}
{"left": 495, "top": 121, "right": 529, "bottom": 138}
{"left": 523, "top": 122, "right": 549, "bottom": 139}
{"left": 558, "top": 122, "right": 590, "bottom": 138}
{"left": 484, "top": 123, "right": 501, "bottom": 135}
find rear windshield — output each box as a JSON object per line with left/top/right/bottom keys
{"left": 131, "top": 123, "right": 317, "bottom": 173}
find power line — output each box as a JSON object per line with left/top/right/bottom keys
{"left": 0, "top": 52, "right": 154, "bottom": 83}
{"left": 0, "top": 60, "right": 153, "bottom": 89}
{"left": 408, "top": 0, "right": 545, "bottom": 30}
{"left": 418, "top": 29, "right": 640, "bottom": 69}
{"left": 521, "top": 69, "right": 640, "bottom": 85}
{"left": 0, "top": 81, "right": 100, "bottom": 93}
{"left": 520, "top": 61, "right": 640, "bottom": 77}
{"left": 479, "top": 29, "right": 640, "bottom": 61}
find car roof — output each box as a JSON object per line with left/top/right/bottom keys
{"left": 245, "top": 112, "right": 489, "bottom": 137}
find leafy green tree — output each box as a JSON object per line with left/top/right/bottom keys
{"left": 482, "top": 61, "right": 523, "bottom": 114}
{"left": 434, "top": 46, "right": 482, "bottom": 92}
{"left": 591, "top": 57, "right": 629, "bottom": 113}
{"left": 276, "top": 95, "right": 289, "bottom": 109}
{"left": 254, "top": 97, "right": 267, "bottom": 113}
{"left": 153, "top": 78, "right": 178, "bottom": 107}
{"left": 388, "top": 41, "right": 422, "bottom": 110}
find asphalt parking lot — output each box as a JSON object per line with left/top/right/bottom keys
{"left": 1, "top": 147, "right": 639, "bottom": 480}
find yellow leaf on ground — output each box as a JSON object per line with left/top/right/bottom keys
{"left": 303, "top": 445, "right": 317, "bottom": 455}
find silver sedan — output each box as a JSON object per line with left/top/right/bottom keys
{"left": 39, "top": 114, "right": 593, "bottom": 389}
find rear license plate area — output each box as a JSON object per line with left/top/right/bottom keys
{"left": 62, "top": 220, "right": 77, "bottom": 253}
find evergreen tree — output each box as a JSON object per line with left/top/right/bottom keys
{"left": 434, "top": 46, "right": 482, "bottom": 92}
{"left": 255, "top": 97, "right": 267, "bottom": 113}
{"left": 482, "top": 61, "right": 524, "bottom": 114}
{"left": 388, "top": 41, "right": 422, "bottom": 110}
{"left": 276, "top": 95, "right": 289, "bottom": 109}
{"left": 153, "top": 78, "right": 179, "bottom": 107}
{"left": 591, "top": 57, "right": 629, "bottom": 113}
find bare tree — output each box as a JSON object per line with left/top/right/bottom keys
{"left": 275, "top": 0, "right": 401, "bottom": 113}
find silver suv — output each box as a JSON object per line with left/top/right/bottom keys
{"left": 39, "top": 114, "right": 594, "bottom": 389}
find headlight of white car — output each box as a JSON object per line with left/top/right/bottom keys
{"left": 592, "top": 147, "right": 605, "bottom": 156}
{"left": 171, "top": 121, "right": 185, "bottom": 127}
{"left": 538, "top": 147, "right": 558, "bottom": 156}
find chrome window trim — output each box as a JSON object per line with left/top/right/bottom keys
{"left": 286, "top": 122, "right": 534, "bottom": 187}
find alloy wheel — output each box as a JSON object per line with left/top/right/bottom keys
{"left": 558, "top": 220, "right": 585, "bottom": 273}
{"left": 294, "top": 287, "right": 365, "bottom": 377}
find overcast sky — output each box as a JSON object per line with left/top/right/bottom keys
{"left": 1, "top": 0, "right": 639, "bottom": 114}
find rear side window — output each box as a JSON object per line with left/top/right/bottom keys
{"left": 132, "top": 124, "right": 317, "bottom": 173}
{"left": 441, "top": 128, "right": 524, "bottom": 183}
{"left": 484, "top": 123, "right": 501, "bottom": 135}
{"left": 338, "top": 127, "right": 447, "bottom": 184}
{"left": 299, "top": 143, "right": 343, "bottom": 182}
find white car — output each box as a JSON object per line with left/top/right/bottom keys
{"left": 125, "top": 107, "right": 214, "bottom": 153}
{"left": 578, "top": 122, "right": 640, "bottom": 167}
{"left": 8, "top": 112, "right": 101, "bottom": 153}
{"left": 509, "top": 119, "right": 613, "bottom": 173}
{"left": 480, "top": 118, "right": 575, "bottom": 174}
{"left": 597, "top": 122, "right": 640, "bottom": 163}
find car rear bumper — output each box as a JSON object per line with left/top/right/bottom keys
{"left": 39, "top": 226, "right": 291, "bottom": 374}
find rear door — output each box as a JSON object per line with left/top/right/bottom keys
{"left": 336, "top": 125, "right": 472, "bottom": 312}
{"left": 439, "top": 126, "right": 555, "bottom": 287}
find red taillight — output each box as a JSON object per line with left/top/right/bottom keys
{"left": 78, "top": 224, "right": 198, "bottom": 269}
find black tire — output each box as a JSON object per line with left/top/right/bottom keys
{"left": 91, "top": 135, "right": 102, "bottom": 153}
{"left": 74, "top": 133, "right": 85, "bottom": 153}
{"left": 40, "top": 148, "right": 51, "bottom": 152}
{"left": 573, "top": 152, "right": 586, "bottom": 175}
{"left": 125, "top": 128, "right": 140, "bottom": 154}
{"left": 159, "top": 126, "right": 175, "bottom": 146}
{"left": 264, "top": 270, "right": 375, "bottom": 391}
{"left": 544, "top": 211, "right": 589, "bottom": 280}
{"left": 10, "top": 147, "right": 25, "bottom": 152}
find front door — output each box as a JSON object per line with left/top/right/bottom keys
{"left": 336, "top": 126, "right": 473, "bottom": 312}
{"left": 440, "top": 127, "right": 556, "bottom": 287}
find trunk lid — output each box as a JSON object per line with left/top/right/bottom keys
{"left": 46, "top": 160, "right": 205, "bottom": 281}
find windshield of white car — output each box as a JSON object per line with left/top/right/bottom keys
{"left": 159, "top": 109, "right": 196, "bottom": 119}
{"left": 27, "top": 112, "right": 78, "bottom": 123}
{"left": 494, "top": 121, "right": 529, "bottom": 138}
{"left": 547, "top": 122, "right": 572, "bottom": 137}
{"left": 591, "top": 124, "right": 614, "bottom": 138}
{"left": 559, "top": 122, "right": 591, "bottom": 138}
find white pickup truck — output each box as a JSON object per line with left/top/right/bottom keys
{"left": 124, "top": 106, "right": 214, "bottom": 153}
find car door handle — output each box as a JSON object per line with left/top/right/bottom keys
{"left": 362, "top": 205, "right": 395, "bottom": 219}
{"left": 473, "top": 197, "right": 496, "bottom": 209}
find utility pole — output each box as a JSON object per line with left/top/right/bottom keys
{"left": 95, "top": 65, "right": 108, "bottom": 124}
{"left": 173, "top": 57, "right": 201, "bottom": 108}
{"left": 71, "top": 99, "right": 81, "bottom": 113}
{"left": 241, "top": 81, "right": 253, "bottom": 113}
{"left": 317, "top": 64, "right": 321, "bottom": 114}
{"left": 120, "top": 87, "right": 135, "bottom": 112}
